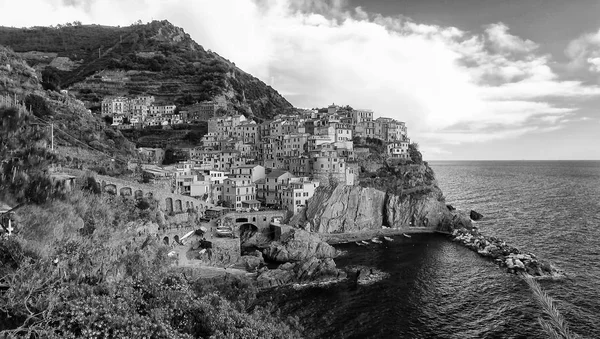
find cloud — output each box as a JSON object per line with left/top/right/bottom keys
{"left": 485, "top": 22, "right": 538, "bottom": 53}
{"left": 1, "top": 0, "right": 599, "bottom": 146}
{"left": 566, "top": 28, "right": 600, "bottom": 72}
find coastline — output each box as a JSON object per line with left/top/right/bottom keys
{"left": 320, "top": 226, "right": 437, "bottom": 244}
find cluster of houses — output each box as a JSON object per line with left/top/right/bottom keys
{"left": 137, "top": 104, "right": 411, "bottom": 214}
{"left": 101, "top": 95, "right": 226, "bottom": 129}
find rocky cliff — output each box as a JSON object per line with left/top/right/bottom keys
{"left": 291, "top": 162, "right": 453, "bottom": 234}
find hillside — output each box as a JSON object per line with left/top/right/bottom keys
{"left": 0, "top": 20, "right": 293, "bottom": 120}
{"left": 0, "top": 45, "right": 137, "bottom": 188}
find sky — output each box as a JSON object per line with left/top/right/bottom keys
{"left": 1, "top": 0, "right": 600, "bottom": 160}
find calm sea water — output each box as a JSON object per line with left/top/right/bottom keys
{"left": 265, "top": 161, "right": 600, "bottom": 338}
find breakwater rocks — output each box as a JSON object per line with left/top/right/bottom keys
{"left": 451, "top": 227, "right": 563, "bottom": 278}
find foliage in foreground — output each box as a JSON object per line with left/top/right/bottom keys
{"left": 0, "top": 188, "right": 303, "bottom": 338}
{"left": 522, "top": 274, "right": 582, "bottom": 339}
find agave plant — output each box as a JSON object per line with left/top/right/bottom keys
{"left": 522, "top": 273, "right": 582, "bottom": 339}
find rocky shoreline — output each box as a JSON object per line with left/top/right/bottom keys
{"left": 448, "top": 211, "right": 564, "bottom": 278}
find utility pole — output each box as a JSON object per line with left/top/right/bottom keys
{"left": 51, "top": 122, "right": 54, "bottom": 151}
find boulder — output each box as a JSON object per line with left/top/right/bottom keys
{"left": 239, "top": 255, "right": 264, "bottom": 272}
{"left": 513, "top": 259, "right": 525, "bottom": 270}
{"left": 451, "top": 211, "right": 473, "bottom": 230}
{"left": 470, "top": 210, "right": 484, "bottom": 221}
{"left": 446, "top": 204, "right": 456, "bottom": 211}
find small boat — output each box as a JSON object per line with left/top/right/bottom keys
{"left": 355, "top": 241, "right": 364, "bottom": 246}
{"left": 361, "top": 240, "right": 370, "bottom": 245}
{"left": 371, "top": 238, "right": 382, "bottom": 244}
{"left": 383, "top": 236, "right": 394, "bottom": 242}
{"left": 216, "top": 226, "right": 233, "bottom": 237}
{"left": 403, "top": 233, "right": 411, "bottom": 238}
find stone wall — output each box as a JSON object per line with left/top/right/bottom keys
{"left": 62, "top": 168, "right": 210, "bottom": 214}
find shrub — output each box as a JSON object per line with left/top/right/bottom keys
{"left": 24, "top": 94, "right": 52, "bottom": 117}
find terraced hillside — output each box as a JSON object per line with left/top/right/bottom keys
{"left": 0, "top": 20, "right": 293, "bottom": 120}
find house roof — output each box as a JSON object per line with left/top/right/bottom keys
{"left": 233, "top": 164, "right": 262, "bottom": 169}
{"left": 266, "top": 169, "right": 292, "bottom": 178}
{"left": 0, "top": 202, "right": 13, "bottom": 212}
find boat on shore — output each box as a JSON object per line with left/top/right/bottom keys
{"left": 371, "top": 238, "right": 383, "bottom": 244}
{"left": 355, "top": 241, "right": 365, "bottom": 246}
{"left": 361, "top": 240, "right": 370, "bottom": 245}
{"left": 403, "top": 233, "right": 411, "bottom": 238}
{"left": 383, "top": 236, "right": 393, "bottom": 242}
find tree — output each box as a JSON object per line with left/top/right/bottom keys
{"left": 408, "top": 143, "right": 422, "bottom": 164}
{"left": 41, "top": 67, "right": 61, "bottom": 91}
{"left": 163, "top": 148, "right": 189, "bottom": 165}
{"left": 24, "top": 94, "right": 52, "bottom": 117}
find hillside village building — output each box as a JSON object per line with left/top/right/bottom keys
{"left": 102, "top": 95, "right": 222, "bottom": 128}
{"left": 135, "top": 103, "right": 411, "bottom": 213}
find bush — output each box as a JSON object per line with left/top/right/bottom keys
{"left": 24, "top": 94, "right": 52, "bottom": 117}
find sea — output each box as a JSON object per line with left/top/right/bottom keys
{"left": 264, "top": 161, "right": 600, "bottom": 338}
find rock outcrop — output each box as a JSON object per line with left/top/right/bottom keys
{"left": 470, "top": 210, "right": 484, "bottom": 221}
{"left": 385, "top": 188, "right": 450, "bottom": 227}
{"left": 290, "top": 162, "right": 455, "bottom": 236}
{"left": 256, "top": 257, "right": 346, "bottom": 289}
{"left": 238, "top": 250, "right": 265, "bottom": 272}
{"left": 262, "top": 228, "right": 337, "bottom": 263}
{"left": 291, "top": 184, "right": 452, "bottom": 235}
{"left": 291, "top": 185, "right": 386, "bottom": 233}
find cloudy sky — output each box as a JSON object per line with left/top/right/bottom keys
{"left": 1, "top": 0, "right": 600, "bottom": 160}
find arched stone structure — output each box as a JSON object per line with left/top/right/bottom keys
{"left": 120, "top": 187, "right": 133, "bottom": 197}
{"left": 239, "top": 223, "right": 259, "bottom": 246}
{"left": 61, "top": 169, "right": 203, "bottom": 215}
{"left": 174, "top": 199, "right": 182, "bottom": 213}
{"left": 104, "top": 184, "right": 117, "bottom": 195}
{"left": 165, "top": 198, "right": 173, "bottom": 213}
{"left": 239, "top": 223, "right": 258, "bottom": 233}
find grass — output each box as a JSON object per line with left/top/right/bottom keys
{"left": 522, "top": 273, "right": 582, "bottom": 339}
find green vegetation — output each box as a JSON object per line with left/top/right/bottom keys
{"left": 0, "top": 188, "right": 303, "bottom": 338}
{"left": 358, "top": 161, "right": 437, "bottom": 197}
{"left": 408, "top": 143, "right": 423, "bottom": 164}
{"left": 120, "top": 122, "right": 208, "bottom": 148}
